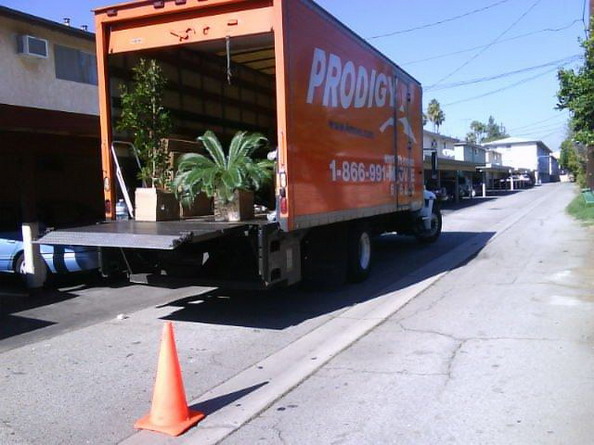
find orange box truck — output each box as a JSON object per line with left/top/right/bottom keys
{"left": 40, "top": 0, "right": 441, "bottom": 287}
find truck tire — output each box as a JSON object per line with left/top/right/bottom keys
{"left": 347, "top": 225, "right": 372, "bottom": 282}
{"left": 415, "top": 206, "right": 442, "bottom": 244}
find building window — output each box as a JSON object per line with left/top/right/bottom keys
{"left": 54, "top": 45, "right": 97, "bottom": 85}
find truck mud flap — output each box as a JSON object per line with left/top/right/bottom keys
{"left": 36, "top": 220, "right": 251, "bottom": 250}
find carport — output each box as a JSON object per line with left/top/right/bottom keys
{"left": 475, "top": 163, "right": 532, "bottom": 194}
{"left": 0, "top": 6, "right": 105, "bottom": 290}
{"left": 0, "top": 104, "right": 103, "bottom": 288}
{"left": 424, "top": 157, "right": 482, "bottom": 202}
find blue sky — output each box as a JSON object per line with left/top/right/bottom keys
{"left": 1, "top": 0, "right": 586, "bottom": 151}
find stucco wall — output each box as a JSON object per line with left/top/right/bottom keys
{"left": 486, "top": 150, "right": 502, "bottom": 164}
{"left": 423, "top": 131, "right": 457, "bottom": 159}
{"left": 454, "top": 143, "right": 486, "bottom": 163}
{"left": 495, "top": 142, "right": 538, "bottom": 171}
{"left": 0, "top": 16, "right": 98, "bottom": 115}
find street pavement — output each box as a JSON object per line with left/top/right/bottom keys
{"left": 0, "top": 183, "right": 591, "bottom": 444}
{"left": 222, "top": 183, "right": 594, "bottom": 445}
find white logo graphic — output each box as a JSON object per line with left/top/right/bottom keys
{"left": 307, "top": 48, "right": 416, "bottom": 142}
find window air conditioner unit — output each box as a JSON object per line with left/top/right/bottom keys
{"left": 17, "top": 35, "right": 49, "bottom": 58}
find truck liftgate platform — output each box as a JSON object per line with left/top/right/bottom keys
{"left": 36, "top": 217, "right": 300, "bottom": 287}
{"left": 37, "top": 218, "right": 268, "bottom": 251}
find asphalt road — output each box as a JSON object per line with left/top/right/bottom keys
{"left": 0, "top": 183, "right": 588, "bottom": 444}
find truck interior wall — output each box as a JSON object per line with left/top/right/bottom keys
{"left": 107, "top": 36, "right": 277, "bottom": 150}
{"left": 106, "top": 35, "right": 277, "bottom": 210}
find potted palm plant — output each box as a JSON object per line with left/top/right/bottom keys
{"left": 117, "top": 58, "right": 177, "bottom": 221}
{"left": 173, "top": 130, "right": 274, "bottom": 222}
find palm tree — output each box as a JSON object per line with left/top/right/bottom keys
{"left": 467, "top": 120, "right": 487, "bottom": 144}
{"left": 173, "top": 130, "right": 273, "bottom": 206}
{"left": 427, "top": 99, "right": 445, "bottom": 133}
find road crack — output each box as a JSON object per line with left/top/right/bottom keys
{"left": 271, "top": 418, "right": 287, "bottom": 445}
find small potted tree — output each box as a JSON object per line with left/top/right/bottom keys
{"left": 117, "top": 58, "right": 178, "bottom": 221}
{"left": 173, "top": 130, "right": 274, "bottom": 222}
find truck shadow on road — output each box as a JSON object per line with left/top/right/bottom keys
{"left": 159, "top": 230, "right": 495, "bottom": 330}
{"left": 0, "top": 273, "right": 128, "bottom": 341}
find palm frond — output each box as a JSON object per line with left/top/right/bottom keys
{"left": 242, "top": 132, "right": 268, "bottom": 156}
{"left": 198, "top": 131, "right": 226, "bottom": 168}
{"left": 176, "top": 153, "right": 214, "bottom": 172}
{"left": 228, "top": 131, "right": 248, "bottom": 164}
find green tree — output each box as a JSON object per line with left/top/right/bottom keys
{"left": 560, "top": 134, "right": 587, "bottom": 185}
{"left": 557, "top": 25, "right": 594, "bottom": 188}
{"left": 466, "top": 120, "right": 486, "bottom": 144}
{"left": 427, "top": 99, "right": 445, "bottom": 133}
{"left": 465, "top": 116, "right": 508, "bottom": 143}
{"left": 117, "top": 59, "right": 172, "bottom": 189}
{"left": 557, "top": 28, "right": 594, "bottom": 146}
{"left": 483, "top": 115, "right": 509, "bottom": 142}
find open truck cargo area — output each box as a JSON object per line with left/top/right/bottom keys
{"left": 37, "top": 0, "right": 442, "bottom": 287}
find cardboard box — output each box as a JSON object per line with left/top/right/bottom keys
{"left": 135, "top": 188, "right": 180, "bottom": 221}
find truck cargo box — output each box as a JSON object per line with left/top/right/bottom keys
{"left": 94, "top": 0, "right": 423, "bottom": 231}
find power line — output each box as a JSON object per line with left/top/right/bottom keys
{"left": 402, "top": 20, "right": 581, "bottom": 66}
{"left": 367, "top": 0, "right": 513, "bottom": 40}
{"left": 428, "top": 0, "right": 544, "bottom": 89}
{"left": 426, "top": 55, "right": 582, "bottom": 91}
{"left": 518, "top": 128, "right": 565, "bottom": 141}
{"left": 515, "top": 122, "right": 568, "bottom": 136}
{"left": 443, "top": 66, "right": 560, "bottom": 106}
{"left": 508, "top": 115, "right": 568, "bottom": 132}
{"left": 539, "top": 129, "right": 565, "bottom": 140}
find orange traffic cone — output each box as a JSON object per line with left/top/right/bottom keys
{"left": 135, "top": 322, "right": 205, "bottom": 436}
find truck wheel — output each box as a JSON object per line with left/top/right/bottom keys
{"left": 347, "top": 226, "right": 372, "bottom": 282}
{"left": 415, "top": 207, "right": 442, "bottom": 244}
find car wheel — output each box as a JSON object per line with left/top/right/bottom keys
{"left": 415, "top": 206, "right": 442, "bottom": 244}
{"left": 13, "top": 252, "right": 50, "bottom": 281}
{"left": 347, "top": 225, "right": 372, "bottom": 283}
{"left": 13, "top": 253, "right": 27, "bottom": 275}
